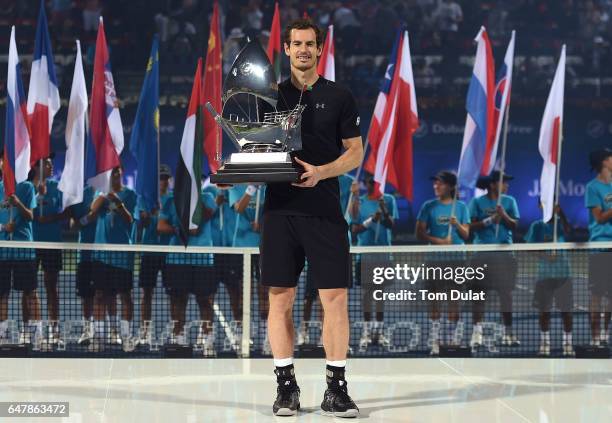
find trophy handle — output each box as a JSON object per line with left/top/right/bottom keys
{"left": 204, "top": 102, "right": 242, "bottom": 151}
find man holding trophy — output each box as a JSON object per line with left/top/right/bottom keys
{"left": 261, "top": 19, "right": 363, "bottom": 418}
{"left": 206, "top": 18, "right": 363, "bottom": 418}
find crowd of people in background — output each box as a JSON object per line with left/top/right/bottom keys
{"left": 1, "top": 0, "right": 612, "bottom": 111}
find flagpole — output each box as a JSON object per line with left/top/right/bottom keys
{"left": 8, "top": 205, "right": 13, "bottom": 241}
{"left": 157, "top": 117, "right": 161, "bottom": 210}
{"left": 374, "top": 202, "right": 381, "bottom": 243}
{"left": 255, "top": 187, "right": 261, "bottom": 225}
{"left": 344, "top": 139, "right": 370, "bottom": 220}
{"left": 553, "top": 123, "right": 564, "bottom": 243}
{"left": 494, "top": 99, "right": 512, "bottom": 238}
{"left": 447, "top": 187, "right": 459, "bottom": 239}
{"left": 39, "top": 158, "right": 44, "bottom": 216}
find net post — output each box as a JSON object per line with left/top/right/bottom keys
{"left": 241, "top": 251, "right": 252, "bottom": 358}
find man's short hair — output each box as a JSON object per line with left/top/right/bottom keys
{"left": 283, "top": 18, "right": 323, "bottom": 48}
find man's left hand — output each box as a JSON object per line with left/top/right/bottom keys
{"left": 292, "top": 157, "right": 322, "bottom": 188}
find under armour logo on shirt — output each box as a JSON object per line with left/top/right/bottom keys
{"left": 315, "top": 103, "right": 325, "bottom": 109}
{"left": 339, "top": 380, "right": 344, "bottom": 386}
{"left": 284, "top": 380, "right": 291, "bottom": 386}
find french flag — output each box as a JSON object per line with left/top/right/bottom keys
{"left": 3, "top": 27, "right": 31, "bottom": 198}
{"left": 364, "top": 30, "right": 419, "bottom": 201}
{"left": 538, "top": 45, "right": 566, "bottom": 223}
{"left": 485, "top": 31, "right": 516, "bottom": 175}
{"left": 457, "top": 27, "right": 495, "bottom": 191}
{"left": 85, "top": 17, "right": 124, "bottom": 193}
{"left": 27, "top": 0, "right": 60, "bottom": 166}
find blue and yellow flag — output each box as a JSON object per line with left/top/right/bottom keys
{"left": 130, "top": 36, "right": 160, "bottom": 211}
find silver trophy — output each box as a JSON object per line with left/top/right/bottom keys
{"left": 206, "top": 40, "right": 306, "bottom": 184}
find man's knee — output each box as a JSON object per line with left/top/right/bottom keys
{"left": 269, "top": 287, "right": 296, "bottom": 313}
{"left": 319, "top": 288, "right": 348, "bottom": 310}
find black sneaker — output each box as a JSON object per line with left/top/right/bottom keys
{"left": 321, "top": 382, "right": 359, "bottom": 418}
{"left": 273, "top": 383, "right": 300, "bottom": 416}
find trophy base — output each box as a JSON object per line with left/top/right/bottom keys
{"left": 210, "top": 152, "right": 303, "bottom": 184}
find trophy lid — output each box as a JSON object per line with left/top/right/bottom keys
{"left": 223, "top": 40, "right": 278, "bottom": 110}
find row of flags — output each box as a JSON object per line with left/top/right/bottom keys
{"left": 454, "top": 26, "right": 565, "bottom": 227}
{"left": 2, "top": 2, "right": 125, "bottom": 206}
{"left": 363, "top": 23, "right": 566, "bottom": 235}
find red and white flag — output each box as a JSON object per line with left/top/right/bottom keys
{"left": 86, "top": 17, "right": 123, "bottom": 193}
{"left": 3, "top": 26, "right": 32, "bottom": 197}
{"left": 317, "top": 25, "right": 335, "bottom": 81}
{"left": 538, "top": 45, "right": 566, "bottom": 222}
{"left": 364, "top": 31, "right": 418, "bottom": 201}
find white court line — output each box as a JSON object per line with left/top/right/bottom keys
{"left": 438, "top": 358, "right": 534, "bottom": 423}
{"left": 213, "top": 301, "right": 236, "bottom": 348}
{"left": 101, "top": 358, "right": 115, "bottom": 421}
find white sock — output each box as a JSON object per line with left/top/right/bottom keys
{"left": 120, "top": 320, "right": 131, "bottom": 338}
{"left": 430, "top": 319, "right": 440, "bottom": 342}
{"left": 0, "top": 320, "right": 8, "bottom": 334}
{"left": 562, "top": 331, "right": 572, "bottom": 345}
{"left": 274, "top": 357, "right": 293, "bottom": 367}
{"left": 109, "top": 315, "right": 118, "bottom": 330}
{"left": 31, "top": 321, "right": 43, "bottom": 336}
{"left": 473, "top": 323, "right": 483, "bottom": 333}
{"left": 540, "top": 331, "right": 550, "bottom": 344}
{"left": 326, "top": 360, "right": 346, "bottom": 368}
{"left": 446, "top": 321, "right": 457, "bottom": 343}
{"left": 94, "top": 320, "right": 105, "bottom": 338}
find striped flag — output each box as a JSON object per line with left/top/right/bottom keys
{"left": 59, "top": 41, "right": 87, "bottom": 209}
{"left": 3, "top": 26, "right": 31, "bottom": 198}
{"left": 130, "top": 36, "right": 160, "bottom": 212}
{"left": 457, "top": 27, "right": 496, "bottom": 191}
{"left": 538, "top": 45, "right": 566, "bottom": 222}
{"left": 266, "top": 2, "right": 281, "bottom": 83}
{"left": 85, "top": 17, "right": 123, "bottom": 193}
{"left": 27, "top": 0, "right": 60, "bottom": 166}
{"left": 365, "top": 30, "right": 401, "bottom": 178}
{"left": 486, "top": 31, "right": 516, "bottom": 175}
{"left": 317, "top": 25, "right": 335, "bottom": 81}
{"left": 364, "top": 30, "right": 418, "bottom": 201}
{"left": 202, "top": 1, "right": 222, "bottom": 174}
{"left": 174, "top": 59, "right": 204, "bottom": 246}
